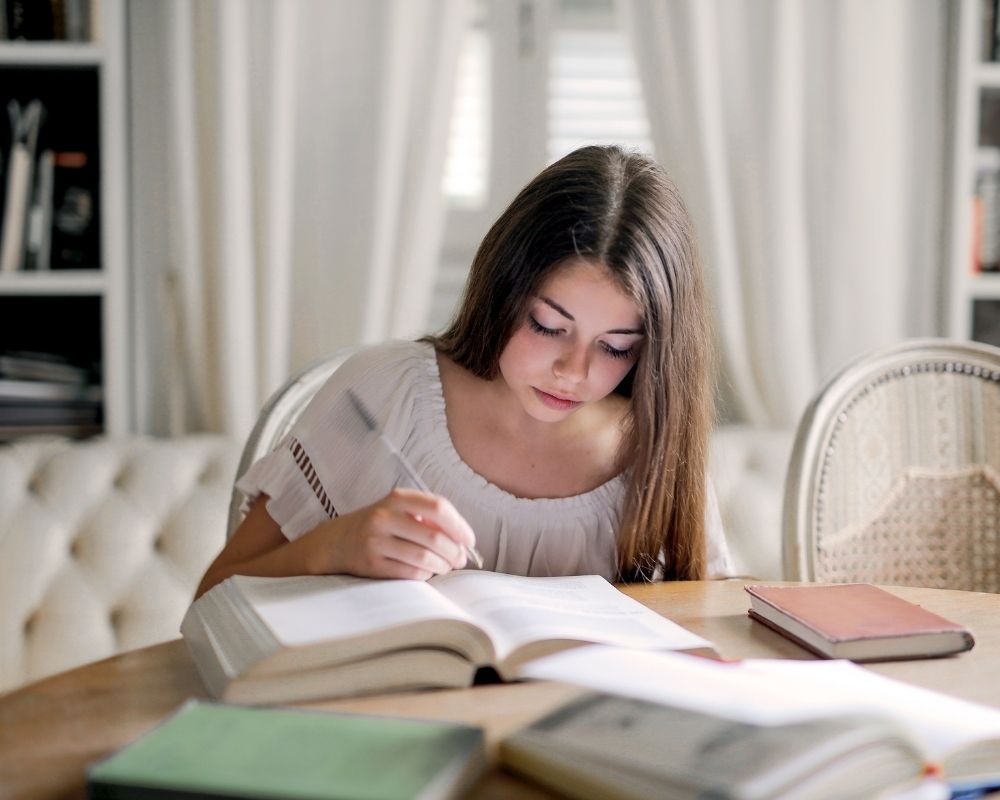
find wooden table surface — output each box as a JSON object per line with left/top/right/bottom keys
{"left": 1, "top": 579, "right": 998, "bottom": 799}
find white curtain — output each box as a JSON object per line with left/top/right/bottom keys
{"left": 619, "top": 0, "right": 948, "bottom": 427}
{"left": 129, "top": 0, "right": 467, "bottom": 437}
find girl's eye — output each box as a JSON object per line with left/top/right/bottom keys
{"left": 601, "top": 343, "right": 634, "bottom": 360}
{"left": 528, "top": 315, "right": 560, "bottom": 337}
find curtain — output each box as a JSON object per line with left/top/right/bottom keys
{"left": 619, "top": 0, "right": 948, "bottom": 427}
{"left": 128, "top": 0, "right": 467, "bottom": 437}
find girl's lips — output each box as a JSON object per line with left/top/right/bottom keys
{"left": 533, "top": 387, "right": 582, "bottom": 411}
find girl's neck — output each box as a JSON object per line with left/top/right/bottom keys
{"left": 436, "top": 352, "right": 627, "bottom": 499}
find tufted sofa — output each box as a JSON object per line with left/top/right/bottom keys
{"left": 0, "top": 435, "right": 240, "bottom": 695}
{"left": 0, "top": 426, "right": 792, "bottom": 695}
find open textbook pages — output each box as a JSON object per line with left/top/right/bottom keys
{"left": 518, "top": 646, "right": 1000, "bottom": 794}
{"left": 181, "top": 571, "right": 711, "bottom": 704}
{"left": 501, "top": 693, "right": 926, "bottom": 800}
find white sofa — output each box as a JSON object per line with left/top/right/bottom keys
{"left": 0, "top": 426, "right": 792, "bottom": 694}
{"left": 0, "top": 435, "right": 240, "bottom": 695}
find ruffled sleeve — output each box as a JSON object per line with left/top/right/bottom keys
{"left": 234, "top": 342, "right": 426, "bottom": 541}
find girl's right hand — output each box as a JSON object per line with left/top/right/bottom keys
{"left": 314, "top": 488, "right": 477, "bottom": 580}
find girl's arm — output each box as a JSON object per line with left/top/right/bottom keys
{"left": 194, "top": 489, "right": 477, "bottom": 599}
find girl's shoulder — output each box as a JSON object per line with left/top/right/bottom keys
{"left": 294, "top": 340, "right": 438, "bottom": 431}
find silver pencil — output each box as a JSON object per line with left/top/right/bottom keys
{"left": 346, "top": 389, "right": 484, "bottom": 569}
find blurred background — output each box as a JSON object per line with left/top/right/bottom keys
{"left": 1, "top": 0, "right": 990, "bottom": 444}
{"left": 1, "top": 0, "right": 997, "bottom": 639}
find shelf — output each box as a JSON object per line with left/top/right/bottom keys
{"left": 0, "top": 271, "right": 105, "bottom": 295}
{"left": 0, "top": 42, "right": 102, "bottom": 67}
{"left": 975, "top": 62, "right": 1000, "bottom": 88}
{"left": 967, "top": 271, "right": 1000, "bottom": 298}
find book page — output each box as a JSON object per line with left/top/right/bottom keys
{"left": 504, "top": 694, "right": 922, "bottom": 799}
{"left": 234, "top": 575, "right": 475, "bottom": 647}
{"left": 519, "top": 646, "right": 1000, "bottom": 762}
{"left": 430, "top": 571, "right": 710, "bottom": 665}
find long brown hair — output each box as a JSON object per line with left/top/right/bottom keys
{"left": 429, "top": 145, "right": 713, "bottom": 581}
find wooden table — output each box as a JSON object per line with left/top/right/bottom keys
{"left": 2, "top": 580, "right": 998, "bottom": 799}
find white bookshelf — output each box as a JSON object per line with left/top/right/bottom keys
{"left": 948, "top": 1, "right": 1000, "bottom": 348}
{"left": 0, "top": 0, "right": 130, "bottom": 437}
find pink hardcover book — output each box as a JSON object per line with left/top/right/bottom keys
{"left": 745, "top": 583, "right": 975, "bottom": 662}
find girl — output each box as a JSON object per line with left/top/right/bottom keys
{"left": 196, "top": 145, "right": 731, "bottom": 599}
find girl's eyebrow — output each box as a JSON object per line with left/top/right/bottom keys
{"left": 539, "top": 296, "right": 644, "bottom": 336}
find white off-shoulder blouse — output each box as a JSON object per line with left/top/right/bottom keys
{"left": 236, "top": 340, "right": 732, "bottom": 580}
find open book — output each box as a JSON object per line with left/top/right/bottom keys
{"left": 502, "top": 693, "right": 933, "bottom": 800}
{"left": 515, "top": 646, "right": 1000, "bottom": 797}
{"left": 180, "top": 571, "right": 711, "bottom": 704}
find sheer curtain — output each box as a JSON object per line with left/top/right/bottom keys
{"left": 128, "top": 0, "right": 467, "bottom": 437}
{"left": 619, "top": 0, "right": 948, "bottom": 427}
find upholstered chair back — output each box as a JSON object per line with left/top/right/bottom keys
{"left": 783, "top": 339, "right": 1000, "bottom": 590}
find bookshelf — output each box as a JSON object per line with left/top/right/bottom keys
{"left": 949, "top": 0, "right": 1000, "bottom": 348}
{"left": 0, "top": 0, "right": 129, "bottom": 439}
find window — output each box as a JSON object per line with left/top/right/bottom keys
{"left": 442, "top": 5, "right": 491, "bottom": 207}
{"left": 548, "top": 8, "right": 651, "bottom": 163}
{"left": 434, "top": 0, "right": 651, "bottom": 331}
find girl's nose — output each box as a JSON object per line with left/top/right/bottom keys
{"left": 553, "top": 344, "right": 589, "bottom": 383}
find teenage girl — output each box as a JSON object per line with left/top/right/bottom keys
{"left": 196, "top": 144, "right": 731, "bottom": 599}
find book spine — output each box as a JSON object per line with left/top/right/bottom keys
{"left": 25, "top": 149, "right": 55, "bottom": 271}
{"left": 0, "top": 143, "right": 33, "bottom": 273}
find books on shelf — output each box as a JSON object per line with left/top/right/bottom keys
{"left": 86, "top": 700, "right": 487, "bottom": 800}
{"left": 2, "top": 0, "right": 91, "bottom": 42}
{"left": 1, "top": 99, "right": 44, "bottom": 274}
{"left": 515, "top": 645, "right": 1000, "bottom": 798}
{"left": 181, "top": 570, "right": 713, "bottom": 705}
{"left": 0, "top": 352, "right": 101, "bottom": 440}
{"left": 24, "top": 148, "right": 54, "bottom": 271}
{"left": 744, "top": 583, "right": 975, "bottom": 661}
{"left": 0, "top": 351, "right": 90, "bottom": 384}
{"left": 50, "top": 149, "right": 98, "bottom": 270}
{"left": 973, "top": 148, "right": 1000, "bottom": 274}
{"left": 1, "top": 98, "right": 100, "bottom": 273}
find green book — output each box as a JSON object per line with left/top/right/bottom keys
{"left": 86, "top": 700, "right": 486, "bottom": 800}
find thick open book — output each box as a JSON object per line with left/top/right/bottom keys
{"left": 517, "top": 646, "right": 1000, "bottom": 797}
{"left": 180, "top": 570, "right": 711, "bottom": 704}
{"left": 502, "top": 693, "right": 930, "bottom": 800}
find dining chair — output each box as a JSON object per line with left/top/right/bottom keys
{"left": 226, "top": 348, "right": 355, "bottom": 538}
{"left": 782, "top": 338, "right": 1000, "bottom": 591}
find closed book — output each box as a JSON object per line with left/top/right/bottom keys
{"left": 0, "top": 141, "right": 32, "bottom": 273}
{"left": 86, "top": 700, "right": 486, "bottom": 800}
{"left": 744, "top": 583, "right": 975, "bottom": 661}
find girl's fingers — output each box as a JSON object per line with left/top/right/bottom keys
{"left": 384, "top": 488, "right": 478, "bottom": 552}
{"left": 377, "top": 507, "right": 465, "bottom": 569}
{"left": 378, "top": 534, "right": 455, "bottom": 577}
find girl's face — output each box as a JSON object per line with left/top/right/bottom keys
{"left": 498, "top": 259, "right": 644, "bottom": 423}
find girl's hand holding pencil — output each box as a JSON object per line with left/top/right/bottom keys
{"left": 320, "top": 486, "right": 479, "bottom": 580}
{"left": 333, "top": 390, "right": 483, "bottom": 577}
